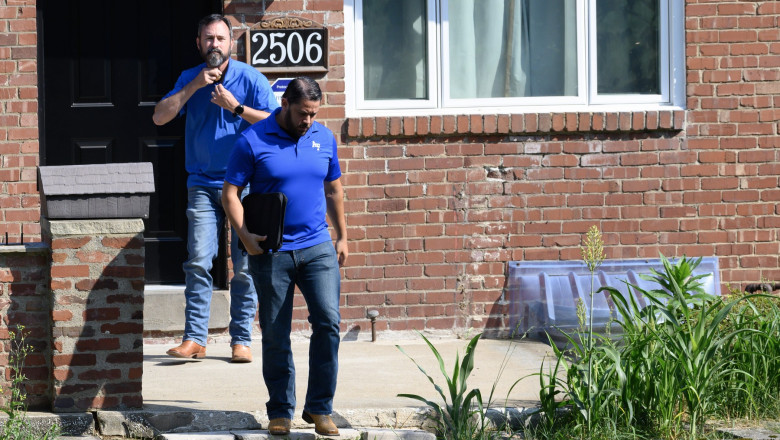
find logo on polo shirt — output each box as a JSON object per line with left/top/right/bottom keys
{"left": 312, "top": 141, "right": 321, "bottom": 151}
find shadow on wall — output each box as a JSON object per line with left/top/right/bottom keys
{"left": 48, "top": 228, "right": 146, "bottom": 413}
{"left": 1, "top": 244, "right": 52, "bottom": 410}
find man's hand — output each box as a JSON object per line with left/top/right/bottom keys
{"left": 222, "top": 182, "right": 268, "bottom": 256}
{"left": 196, "top": 66, "right": 223, "bottom": 88}
{"left": 240, "top": 233, "right": 268, "bottom": 256}
{"left": 210, "top": 84, "right": 238, "bottom": 112}
{"left": 334, "top": 238, "right": 348, "bottom": 266}
{"left": 152, "top": 67, "right": 224, "bottom": 126}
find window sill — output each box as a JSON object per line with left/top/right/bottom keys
{"left": 346, "top": 110, "right": 685, "bottom": 139}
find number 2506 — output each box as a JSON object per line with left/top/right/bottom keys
{"left": 252, "top": 31, "right": 324, "bottom": 65}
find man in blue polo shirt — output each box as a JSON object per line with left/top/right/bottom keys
{"left": 152, "top": 14, "right": 278, "bottom": 363}
{"left": 222, "top": 77, "right": 347, "bottom": 436}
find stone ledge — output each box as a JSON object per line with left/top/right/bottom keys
{"left": 0, "top": 242, "right": 49, "bottom": 254}
{"left": 0, "top": 412, "right": 96, "bottom": 437}
{"left": 43, "top": 218, "right": 145, "bottom": 236}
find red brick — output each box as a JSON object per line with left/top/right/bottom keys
{"left": 101, "top": 237, "right": 143, "bottom": 249}
{"left": 109, "top": 353, "right": 149, "bottom": 369}
{"left": 52, "top": 354, "right": 96, "bottom": 367}
{"left": 51, "top": 310, "right": 73, "bottom": 322}
{"left": 84, "top": 308, "right": 121, "bottom": 321}
{"left": 100, "top": 323, "right": 143, "bottom": 335}
{"left": 538, "top": 113, "right": 552, "bottom": 131}
{"left": 51, "top": 265, "right": 89, "bottom": 278}
{"left": 77, "top": 369, "right": 121, "bottom": 380}
{"left": 388, "top": 117, "right": 402, "bottom": 136}
{"left": 75, "top": 250, "right": 112, "bottom": 264}
{"left": 403, "top": 116, "right": 415, "bottom": 136}
{"left": 52, "top": 368, "right": 73, "bottom": 381}
{"left": 102, "top": 266, "right": 144, "bottom": 278}
{"left": 346, "top": 118, "right": 359, "bottom": 137}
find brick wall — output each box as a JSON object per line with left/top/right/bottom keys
{"left": 0, "top": 0, "right": 776, "bottom": 356}
{"left": 0, "top": 0, "right": 39, "bottom": 244}
{"left": 0, "top": 245, "right": 51, "bottom": 409}
{"left": 341, "top": 114, "right": 695, "bottom": 333}
{"left": 47, "top": 219, "right": 145, "bottom": 412}
{"left": 231, "top": 0, "right": 779, "bottom": 335}
{"left": 225, "top": 0, "right": 345, "bottom": 135}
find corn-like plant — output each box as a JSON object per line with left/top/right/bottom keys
{"left": 397, "top": 333, "right": 489, "bottom": 440}
{"left": 604, "top": 255, "right": 773, "bottom": 439}
{"left": 532, "top": 226, "right": 625, "bottom": 439}
{"left": 534, "top": 227, "right": 780, "bottom": 440}
{"left": 712, "top": 292, "right": 780, "bottom": 420}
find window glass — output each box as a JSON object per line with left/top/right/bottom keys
{"left": 347, "top": 0, "right": 682, "bottom": 112}
{"left": 448, "top": 0, "right": 577, "bottom": 99}
{"left": 362, "top": 0, "right": 428, "bottom": 100}
{"left": 596, "top": 0, "right": 660, "bottom": 94}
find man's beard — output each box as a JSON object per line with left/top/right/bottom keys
{"left": 205, "top": 48, "right": 226, "bottom": 68}
{"left": 284, "top": 109, "right": 309, "bottom": 139}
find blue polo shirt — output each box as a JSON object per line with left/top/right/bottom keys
{"left": 224, "top": 108, "right": 342, "bottom": 251}
{"left": 163, "top": 59, "right": 279, "bottom": 188}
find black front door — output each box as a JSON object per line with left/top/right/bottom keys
{"left": 39, "top": 0, "right": 223, "bottom": 284}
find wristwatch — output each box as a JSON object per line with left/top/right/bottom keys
{"left": 232, "top": 104, "right": 244, "bottom": 118}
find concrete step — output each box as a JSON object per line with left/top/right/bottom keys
{"left": 144, "top": 285, "right": 241, "bottom": 338}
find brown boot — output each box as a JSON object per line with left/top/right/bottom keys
{"left": 302, "top": 411, "right": 339, "bottom": 436}
{"left": 268, "top": 417, "right": 291, "bottom": 435}
{"left": 231, "top": 344, "right": 253, "bottom": 363}
{"left": 166, "top": 340, "right": 206, "bottom": 359}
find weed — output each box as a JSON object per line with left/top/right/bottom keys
{"left": 396, "top": 333, "right": 491, "bottom": 440}
{"left": 0, "top": 326, "right": 60, "bottom": 440}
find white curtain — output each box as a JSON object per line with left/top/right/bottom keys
{"left": 449, "top": 0, "right": 577, "bottom": 99}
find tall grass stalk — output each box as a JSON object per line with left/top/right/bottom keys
{"left": 581, "top": 225, "right": 606, "bottom": 436}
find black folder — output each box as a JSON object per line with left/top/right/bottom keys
{"left": 239, "top": 192, "right": 287, "bottom": 252}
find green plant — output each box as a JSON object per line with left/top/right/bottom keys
{"left": 712, "top": 291, "right": 780, "bottom": 420}
{"left": 531, "top": 227, "right": 780, "bottom": 439}
{"left": 396, "top": 333, "right": 490, "bottom": 440}
{"left": 539, "top": 226, "right": 625, "bottom": 439}
{"left": 0, "top": 325, "right": 61, "bottom": 440}
{"left": 531, "top": 353, "right": 569, "bottom": 436}
{"left": 605, "top": 255, "right": 775, "bottom": 439}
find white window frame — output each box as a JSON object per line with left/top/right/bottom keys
{"left": 344, "top": 0, "right": 686, "bottom": 117}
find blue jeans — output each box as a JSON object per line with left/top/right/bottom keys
{"left": 249, "top": 241, "right": 341, "bottom": 419}
{"left": 183, "top": 186, "right": 257, "bottom": 347}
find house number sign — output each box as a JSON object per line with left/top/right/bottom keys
{"left": 246, "top": 17, "right": 328, "bottom": 73}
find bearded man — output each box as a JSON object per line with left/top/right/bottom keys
{"left": 153, "top": 14, "right": 278, "bottom": 363}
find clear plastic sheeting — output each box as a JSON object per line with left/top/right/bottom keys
{"left": 506, "top": 258, "right": 721, "bottom": 346}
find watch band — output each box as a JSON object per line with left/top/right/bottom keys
{"left": 232, "top": 104, "right": 244, "bottom": 118}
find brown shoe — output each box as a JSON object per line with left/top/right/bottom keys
{"left": 302, "top": 411, "right": 339, "bottom": 436}
{"left": 268, "top": 417, "right": 291, "bottom": 435}
{"left": 231, "top": 344, "right": 253, "bottom": 363}
{"left": 166, "top": 340, "right": 206, "bottom": 359}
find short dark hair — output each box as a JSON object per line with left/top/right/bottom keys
{"left": 198, "top": 14, "right": 232, "bottom": 38}
{"left": 282, "top": 77, "right": 322, "bottom": 105}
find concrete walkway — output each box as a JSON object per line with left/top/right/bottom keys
{"left": 142, "top": 335, "right": 552, "bottom": 414}
{"left": 38, "top": 335, "right": 552, "bottom": 439}
{"left": 128, "top": 335, "right": 552, "bottom": 438}
{"left": 27, "top": 334, "right": 780, "bottom": 439}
